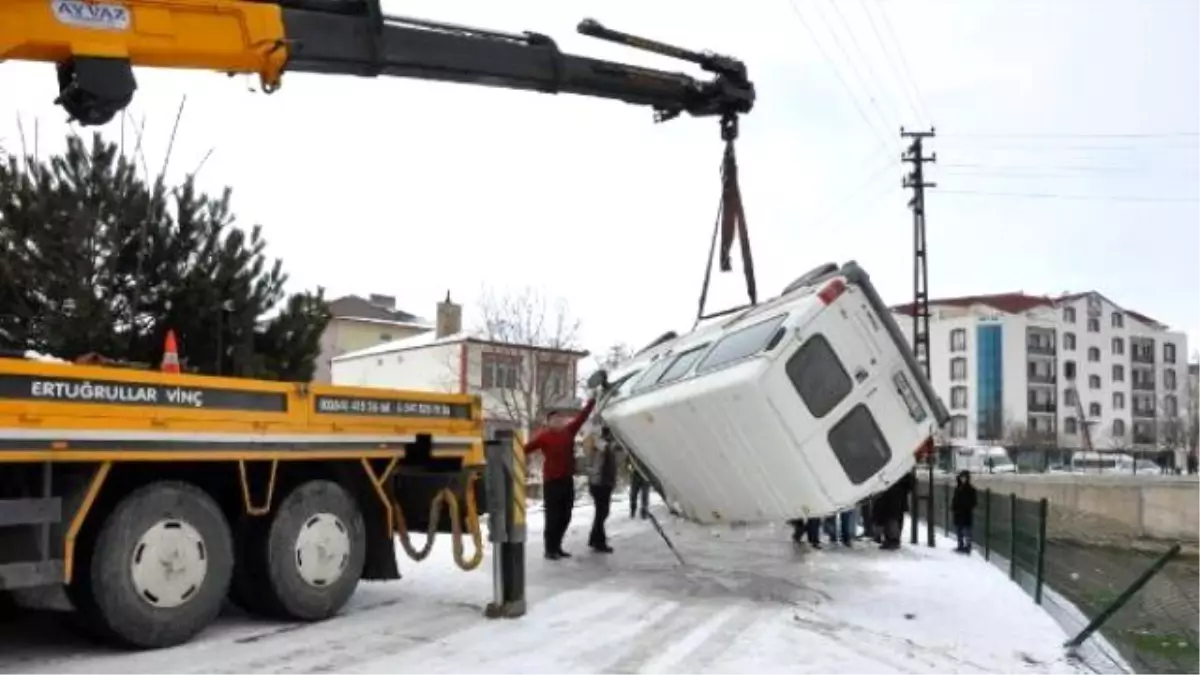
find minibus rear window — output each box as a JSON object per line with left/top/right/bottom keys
{"left": 786, "top": 333, "right": 853, "bottom": 418}
{"left": 827, "top": 404, "right": 893, "bottom": 485}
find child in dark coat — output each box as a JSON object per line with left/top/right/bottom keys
{"left": 951, "top": 470, "right": 978, "bottom": 554}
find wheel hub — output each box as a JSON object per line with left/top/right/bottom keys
{"left": 294, "top": 513, "right": 350, "bottom": 588}
{"left": 130, "top": 519, "right": 209, "bottom": 608}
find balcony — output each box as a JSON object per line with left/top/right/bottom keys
{"left": 1132, "top": 380, "right": 1156, "bottom": 391}
{"left": 1132, "top": 433, "right": 1156, "bottom": 446}
{"left": 1026, "top": 342, "right": 1056, "bottom": 356}
{"left": 1132, "top": 351, "right": 1155, "bottom": 364}
{"left": 1027, "top": 402, "right": 1057, "bottom": 414}
{"left": 1132, "top": 407, "right": 1157, "bottom": 419}
{"left": 1027, "top": 373, "right": 1057, "bottom": 386}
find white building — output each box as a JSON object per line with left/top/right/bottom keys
{"left": 892, "top": 291, "right": 1189, "bottom": 454}
{"left": 331, "top": 293, "right": 589, "bottom": 439}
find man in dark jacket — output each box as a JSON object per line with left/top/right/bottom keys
{"left": 878, "top": 471, "right": 915, "bottom": 550}
{"left": 586, "top": 426, "right": 618, "bottom": 553}
{"left": 629, "top": 460, "right": 650, "bottom": 519}
{"left": 525, "top": 398, "right": 595, "bottom": 560}
{"left": 951, "top": 470, "right": 978, "bottom": 554}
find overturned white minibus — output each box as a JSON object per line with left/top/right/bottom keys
{"left": 590, "top": 261, "right": 949, "bottom": 525}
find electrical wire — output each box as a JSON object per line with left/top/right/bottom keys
{"left": 785, "top": 0, "right": 896, "bottom": 152}
{"left": 822, "top": 0, "right": 908, "bottom": 133}
{"left": 859, "top": 0, "right": 923, "bottom": 124}
{"left": 938, "top": 188, "right": 1198, "bottom": 203}
{"left": 873, "top": 0, "right": 932, "bottom": 124}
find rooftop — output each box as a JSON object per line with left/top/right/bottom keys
{"left": 326, "top": 294, "right": 430, "bottom": 328}
{"left": 891, "top": 290, "right": 1165, "bottom": 329}
{"left": 333, "top": 329, "right": 590, "bottom": 363}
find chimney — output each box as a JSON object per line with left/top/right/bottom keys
{"left": 436, "top": 291, "right": 462, "bottom": 339}
{"left": 368, "top": 294, "right": 396, "bottom": 311}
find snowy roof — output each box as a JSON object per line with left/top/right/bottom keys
{"left": 335, "top": 315, "right": 433, "bottom": 331}
{"left": 333, "top": 329, "right": 589, "bottom": 363}
{"left": 333, "top": 331, "right": 469, "bottom": 362}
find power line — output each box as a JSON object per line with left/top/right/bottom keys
{"left": 938, "top": 189, "right": 1199, "bottom": 203}
{"left": 807, "top": 0, "right": 900, "bottom": 148}
{"left": 939, "top": 131, "right": 1200, "bottom": 139}
{"left": 859, "top": 0, "right": 923, "bottom": 124}
{"left": 809, "top": 152, "right": 902, "bottom": 227}
{"left": 785, "top": 0, "right": 896, "bottom": 152}
{"left": 822, "top": 0, "right": 908, "bottom": 132}
{"left": 873, "top": 0, "right": 932, "bottom": 124}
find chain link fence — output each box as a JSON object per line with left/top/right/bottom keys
{"left": 921, "top": 477, "right": 1198, "bottom": 674}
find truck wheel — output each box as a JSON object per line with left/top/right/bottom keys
{"left": 86, "top": 482, "right": 233, "bottom": 649}
{"left": 260, "top": 480, "right": 366, "bottom": 621}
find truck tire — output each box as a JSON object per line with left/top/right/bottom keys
{"left": 86, "top": 481, "right": 233, "bottom": 649}
{"left": 256, "top": 480, "right": 366, "bottom": 621}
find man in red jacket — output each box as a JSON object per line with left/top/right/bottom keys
{"left": 525, "top": 397, "right": 595, "bottom": 560}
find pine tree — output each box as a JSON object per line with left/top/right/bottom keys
{"left": 0, "top": 133, "right": 330, "bottom": 380}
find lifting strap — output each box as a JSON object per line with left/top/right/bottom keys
{"left": 695, "top": 124, "right": 757, "bottom": 324}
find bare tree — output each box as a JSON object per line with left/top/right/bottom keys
{"left": 463, "top": 286, "right": 584, "bottom": 435}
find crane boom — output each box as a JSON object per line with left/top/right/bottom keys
{"left": 1, "top": 0, "right": 755, "bottom": 129}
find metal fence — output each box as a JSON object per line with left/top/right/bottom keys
{"left": 921, "top": 480, "right": 1199, "bottom": 674}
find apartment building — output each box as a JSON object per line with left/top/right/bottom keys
{"left": 893, "top": 291, "right": 1189, "bottom": 452}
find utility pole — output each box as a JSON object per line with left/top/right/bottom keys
{"left": 902, "top": 126, "right": 936, "bottom": 548}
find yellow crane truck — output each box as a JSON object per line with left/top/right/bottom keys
{"left": 1, "top": 0, "right": 759, "bottom": 651}
{"left": 0, "top": 353, "right": 488, "bottom": 648}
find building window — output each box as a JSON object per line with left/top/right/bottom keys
{"left": 949, "top": 415, "right": 968, "bottom": 438}
{"left": 1064, "top": 389, "right": 1077, "bottom": 406}
{"left": 1065, "top": 417, "right": 1077, "bottom": 435}
{"left": 1111, "top": 312, "right": 1124, "bottom": 328}
{"left": 1063, "top": 332, "right": 1076, "bottom": 351}
{"left": 950, "top": 386, "right": 968, "bottom": 409}
{"left": 1113, "top": 391, "right": 1125, "bottom": 409}
{"left": 1112, "top": 419, "right": 1126, "bottom": 436}
{"left": 1087, "top": 347, "right": 1100, "bottom": 362}
{"left": 950, "top": 328, "right": 967, "bottom": 352}
{"left": 1064, "top": 360, "right": 1077, "bottom": 380}
{"left": 481, "top": 353, "right": 520, "bottom": 390}
{"left": 1111, "top": 337, "right": 1124, "bottom": 355}
{"left": 1089, "top": 375, "right": 1101, "bottom": 389}
{"left": 537, "top": 360, "right": 571, "bottom": 400}
{"left": 1087, "top": 317, "right": 1100, "bottom": 333}
{"left": 1030, "top": 415, "right": 1056, "bottom": 435}
{"left": 1164, "top": 343, "right": 1177, "bottom": 364}
{"left": 1165, "top": 394, "right": 1178, "bottom": 417}
{"left": 1089, "top": 402, "right": 1101, "bottom": 417}
{"left": 950, "top": 357, "right": 967, "bottom": 381}
{"left": 1165, "top": 369, "right": 1177, "bottom": 391}
{"left": 1063, "top": 307, "right": 1076, "bottom": 323}
{"left": 1112, "top": 364, "right": 1125, "bottom": 382}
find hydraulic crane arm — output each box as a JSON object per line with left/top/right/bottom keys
{"left": 0, "top": 0, "right": 755, "bottom": 130}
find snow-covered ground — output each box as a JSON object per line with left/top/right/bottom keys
{"left": 0, "top": 498, "right": 1085, "bottom": 674}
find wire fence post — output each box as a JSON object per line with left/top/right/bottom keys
{"left": 1064, "top": 543, "right": 1183, "bottom": 650}
{"left": 983, "top": 488, "right": 992, "bottom": 561}
{"left": 910, "top": 469, "right": 919, "bottom": 545}
{"left": 926, "top": 460, "right": 935, "bottom": 547}
{"left": 1034, "top": 497, "right": 1048, "bottom": 605}
{"left": 1008, "top": 492, "right": 1017, "bottom": 580}
{"left": 942, "top": 483, "right": 951, "bottom": 536}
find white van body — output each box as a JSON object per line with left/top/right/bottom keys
{"left": 953, "top": 445, "right": 1016, "bottom": 474}
{"left": 1069, "top": 451, "right": 1136, "bottom": 474}
{"left": 595, "top": 261, "right": 949, "bottom": 525}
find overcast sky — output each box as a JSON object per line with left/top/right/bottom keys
{"left": 1, "top": 0, "right": 1197, "bottom": 359}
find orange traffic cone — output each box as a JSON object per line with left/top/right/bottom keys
{"left": 161, "top": 330, "right": 181, "bottom": 374}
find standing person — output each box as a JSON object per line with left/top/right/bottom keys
{"left": 951, "top": 470, "right": 978, "bottom": 554}
{"left": 524, "top": 398, "right": 595, "bottom": 560}
{"left": 629, "top": 460, "right": 650, "bottom": 519}
{"left": 587, "top": 427, "right": 618, "bottom": 553}
{"left": 879, "top": 472, "right": 915, "bottom": 550}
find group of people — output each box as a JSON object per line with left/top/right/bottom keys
{"left": 523, "top": 394, "right": 651, "bottom": 560}
{"left": 787, "top": 470, "right": 916, "bottom": 550}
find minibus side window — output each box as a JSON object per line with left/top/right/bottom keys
{"left": 786, "top": 333, "right": 853, "bottom": 418}
{"left": 656, "top": 344, "right": 710, "bottom": 385}
{"left": 696, "top": 314, "right": 788, "bottom": 373}
{"left": 631, "top": 358, "right": 674, "bottom": 393}
{"left": 827, "top": 404, "right": 894, "bottom": 485}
